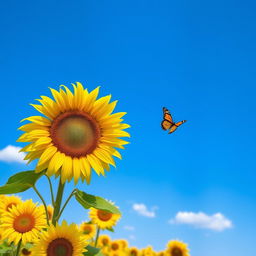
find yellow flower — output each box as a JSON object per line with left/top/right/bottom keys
{"left": 141, "top": 246, "right": 155, "bottom": 256}
{"left": 0, "top": 195, "right": 22, "bottom": 215}
{"left": 18, "top": 82, "right": 130, "bottom": 184}
{"left": 89, "top": 207, "right": 121, "bottom": 230}
{"left": 109, "top": 240, "right": 121, "bottom": 252}
{"left": 32, "top": 220, "right": 87, "bottom": 256}
{"left": 165, "top": 240, "right": 190, "bottom": 256}
{"left": 157, "top": 251, "right": 165, "bottom": 256}
{"left": 79, "top": 222, "right": 96, "bottom": 240}
{"left": 118, "top": 239, "right": 129, "bottom": 249}
{"left": 1, "top": 199, "right": 46, "bottom": 245}
{"left": 97, "top": 234, "right": 111, "bottom": 247}
{"left": 129, "top": 247, "right": 141, "bottom": 256}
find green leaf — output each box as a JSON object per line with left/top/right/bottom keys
{"left": 106, "top": 227, "right": 115, "bottom": 232}
{"left": 83, "top": 245, "right": 101, "bottom": 256}
{"left": 0, "top": 170, "right": 44, "bottom": 194}
{"left": 0, "top": 248, "right": 13, "bottom": 254}
{"left": 7, "top": 170, "right": 44, "bottom": 185}
{"left": 0, "top": 183, "right": 32, "bottom": 194}
{"left": 75, "top": 190, "right": 121, "bottom": 215}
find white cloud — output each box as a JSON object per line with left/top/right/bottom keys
{"left": 129, "top": 235, "right": 136, "bottom": 240}
{"left": 132, "top": 203, "right": 156, "bottom": 218}
{"left": 0, "top": 145, "right": 27, "bottom": 164}
{"left": 124, "top": 225, "right": 135, "bottom": 231}
{"left": 170, "top": 211, "right": 232, "bottom": 231}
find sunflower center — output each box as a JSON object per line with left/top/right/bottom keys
{"left": 171, "top": 247, "right": 183, "bottom": 256}
{"left": 47, "top": 238, "right": 73, "bottom": 256}
{"left": 97, "top": 210, "right": 113, "bottom": 222}
{"left": 83, "top": 226, "right": 92, "bottom": 234}
{"left": 21, "top": 248, "right": 31, "bottom": 255}
{"left": 131, "top": 249, "right": 138, "bottom": 256}
{"left": 102, "top": 238, "right": 109, "bottom": 245}
{"left": 111, "top": 243, "right": 119, "bottom": 251}
{"left": 50, "top": 111, "right": 101, "bottom": 157}
{"left": 13, "top": 214, "right": 35, "bottom": 233}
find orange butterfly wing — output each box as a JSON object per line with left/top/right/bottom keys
{"left": 168, "top": 120, "right": 187, "bottom": 134}
{"left": 163, "top": 107, "right": 173, "bottom": 123}
{"left": 161, "top": 120, "right": 172, "bottom": 130}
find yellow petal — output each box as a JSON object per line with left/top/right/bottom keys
{"left": 93, "top": 148, "right": 116, "bottom": 167}
{"left": 21, "top": 116, "right": 51, "bottom": 126}
{"left": 37, "top": 146, "right": 57, "bottom": 166}
{"left": 47, "top": 151, "right": 64, "bottom": 176}
{"left": 86, "top": 154, "right": 104, "bottom": 175}
{"left": 61, "top": 156, "right": 72, "bottom": 183}
{"left": 83, "top": 86, "right": 100, "bottom": 112}
{"left": 73, "top": 158, "right": 81, "bottom": 184}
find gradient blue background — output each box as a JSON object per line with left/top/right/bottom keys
{"left": 1, "top": 1, "right": 256, "bottom": 255}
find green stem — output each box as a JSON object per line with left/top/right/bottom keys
{"left": 56, "top": 189, "right": 76, "bottom": 222}
{"left": 33, "top": 186, "right": 50, "bottom": 226}
{"left": 94, "top": 226, "right": 101, "bottom": 247}
{"left": 15, "top": 239, "right": 22, "bottom": 256}
{"left": 52, "top": 178, "right": 65, "bottom": 226}
{"left": 45, "top": 174, "right": 55, "bottom": 207}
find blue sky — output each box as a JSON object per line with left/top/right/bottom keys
{"left": 0, "top": 0, "right": 256, "bottom": 255}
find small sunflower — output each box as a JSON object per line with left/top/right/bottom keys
{"left": 157, "top": 251, "right": 165, "bottom": 256}
{"left": 109, "top": 240, "right": 121, "bottom": 252}
{"left": 141, "top": 246, "right": 155, "bottom": 256}
{"left": 32, "top": 221, "right": 87, "bottom": 256}
{"left": 97, "top": 234, "right": 111, "bottom": 247}
{"left": 79, "top": 222, "right": 96, "bottom": 240}
{"left": 18, "top": 82, "right": 130, "bottom": 184}
{"left": 129, "top": 247, "right": 140, "bottom": 256}
{"left": 89, "top": 207, "right": 121, "bottom": 230}
{"left": 1, "top": 199, "right": 46, "bottom": 245}
{"left": 118, "top": 239, "right": 128, "bottom": 249}
{"left": 0, "top": 195, "right": 22, "bottom": 215}
{"left": 109, "top": 251, "right": 127, "bottom": 256}
{"left": 165, "top": 241, "right": 190, "bottom": 256}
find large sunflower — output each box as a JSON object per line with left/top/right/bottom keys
{"left": 165, "top": 241, "right": 190, "bottom": 256}
{"left": 32, "top": 221, "right": 87, "bottom": 256}
{"left": 18, "top": 83, "right": 130, "bottom": 184}
{"left": 1, "top": 199, "right": 46, "bottom": 245}
{"left": 89, "top": 207, "right": 121, "bottom": 230}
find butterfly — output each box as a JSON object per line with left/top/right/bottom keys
{"left": 161, "top": 107, "right": 187, "bottom": 134}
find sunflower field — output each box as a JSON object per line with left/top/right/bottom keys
{"left": 0, "top": 83, "right": 190, "bottom": 256}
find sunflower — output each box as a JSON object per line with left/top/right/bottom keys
{"left": 79, "top": 222, "right": 96, "bottom": 240}
{"left": 141, "top": 246, "right": 155, "bottom": 256}
{"left": 18, "top": 82, "right": 130, "bottom": 184}
{"left": 0, "top": 195, "right": 22, "bottom": 215}
{"left": 97, "top": 234, "right": 111, "bottom": 248}
{"left": 129, "top": 247, "right": 140, "bottom": 256}
{"left": 109, "top": 240, "right": 121, "bottom": 252}
{"left": 1, "top": 199, "right": 46, "bottom": 245}
{"left": 118, "top": 239, "right": 128, "bottom": 249}
{"left": 89, "top": 207, "right": 121, "bottom": 230}
{"left": 32, "top": 220, "right": 87, "bottom": 256}
{"left": 165, "top": 241, "right": 190, "bottom": 256}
